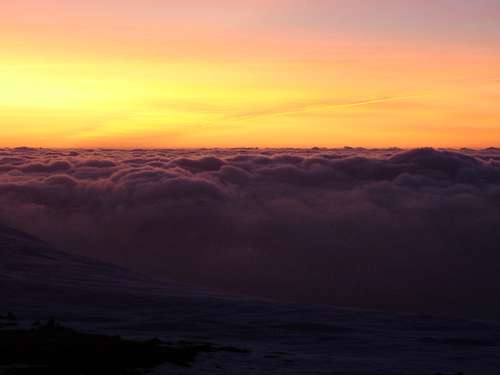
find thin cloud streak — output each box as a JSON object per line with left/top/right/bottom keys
{"left": 222, "top": 93, "right": 430, "bottom": 122}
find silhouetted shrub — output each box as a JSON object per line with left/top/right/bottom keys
{"left": 0, "top": 319, "right": 249, "bottom": 374}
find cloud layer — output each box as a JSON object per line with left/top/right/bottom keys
{"left": 2, "top": 147, "right": 500, "bottom": 318}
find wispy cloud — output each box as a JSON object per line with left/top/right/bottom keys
{"left": 223, "top": 93, "right": 429, "bottom": 122}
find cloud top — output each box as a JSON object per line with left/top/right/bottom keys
{"left": 1, "top": 147, "right": 500, "bottom": 318}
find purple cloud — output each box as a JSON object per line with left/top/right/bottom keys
{"left": 1, "top": 147, "right": 500, "bottom": 318}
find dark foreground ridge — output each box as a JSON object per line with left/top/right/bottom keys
{"left": 0, "top": 315, "right": 249, "bottom": 375}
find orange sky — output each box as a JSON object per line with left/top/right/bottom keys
{"left": 1, "top": 0, "right": 500, "bottom": 148}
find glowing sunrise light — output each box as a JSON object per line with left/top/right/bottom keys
{"left": 1, "top": 0, "right": 499, "bottom": 148}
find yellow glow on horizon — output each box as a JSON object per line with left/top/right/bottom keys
{"left": 1, "top": 25, "right": 500, "bottom": 148}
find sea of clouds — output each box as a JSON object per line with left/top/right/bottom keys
{"left": 1, "top": 146, "right": 500, "bottom": 318}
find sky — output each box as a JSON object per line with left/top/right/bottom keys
{"left": 1, "top": 0, "right": 500, "bottom": 148}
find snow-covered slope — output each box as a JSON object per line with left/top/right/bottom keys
{"left": 3, "top": 225, "right": 500, "bottom": 374}
{"left": 0, "top": 224, "right": 217, "bottom": 306}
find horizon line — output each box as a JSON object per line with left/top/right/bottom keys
{"left": 2, "top": 146, "right": 500, "bottom": 151}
